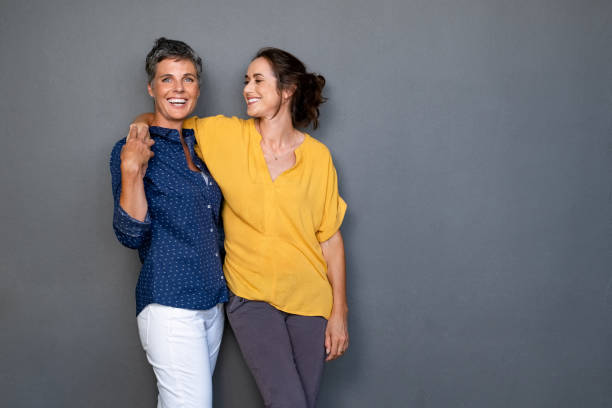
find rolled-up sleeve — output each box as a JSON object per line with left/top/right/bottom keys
{"left": 110, "top": 140, "right": 151, "bottom": 249}
{"left": 316, "top": 155, "right": 347, "bottom": 242}
{"left": 113, "top": 205, "right": 151, "bottom": 249}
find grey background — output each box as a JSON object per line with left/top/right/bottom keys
{"left": 1, "top": 0, "right": 611, "bottom": 407}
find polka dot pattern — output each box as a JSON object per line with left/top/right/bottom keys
{"left": 110, "top": 126, "right": 228, "bottom": 315}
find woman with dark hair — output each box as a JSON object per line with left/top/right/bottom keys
{"left": 133, "top": 47, "right": 348, "bottom": 408}
{"left": 110, "top": 38, "right": 227, "bottom": 408}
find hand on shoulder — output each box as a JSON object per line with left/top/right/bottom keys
{"left": 121, "top": 124, "right": 154, "bottom": 177}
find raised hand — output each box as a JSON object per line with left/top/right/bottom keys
{"left": 121, "top": 124, "right": 154, "bottom": 178}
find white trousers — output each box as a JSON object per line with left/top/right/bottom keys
{"left": 137, "top": 303, "right": 225, "bottom": 408}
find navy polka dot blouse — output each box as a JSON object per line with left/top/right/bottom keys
{"left": 110, "top": 126, "right": 228, "bottom": 316}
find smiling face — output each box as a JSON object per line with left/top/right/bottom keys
{"left": 243, "top": 57, "right": 293, "bottom": 119}
{"left": 148, "top": 58, "right": 200, "bottom": 129}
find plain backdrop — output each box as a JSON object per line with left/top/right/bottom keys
{"left": 1, "top": 0, "right": 612, "bottom": 407}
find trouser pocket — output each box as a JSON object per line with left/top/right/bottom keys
{"left": 136, "top": 305, "right": 151, "bottom": 351}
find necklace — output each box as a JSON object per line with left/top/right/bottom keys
{"left": 256, "top": 120, "right": 301, "bottom": 161}
{"left": 261, "top": 143, "right": 294, "bottom": 161}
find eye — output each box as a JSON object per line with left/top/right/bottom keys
{"left": 255, "top": 79, "right": 262, "bottom": 84}
{"left": 184, "top": 77, "right": 194, "bottom": 83}
{"left": 161, "top": 77, "right": 171, "bottom": 83}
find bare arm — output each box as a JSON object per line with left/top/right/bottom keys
{"left": 133, "top": 112, "right": 155, "bottom": 127}
{"left": 119, "top": 125, "right": 155, "bottom": 221}
{"left": 320, "top": 230, "right": 349, "bottom": 361}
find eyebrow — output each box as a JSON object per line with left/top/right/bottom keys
{"left": 245, "top": 73, "right": 265, "bottom": 78}
{"left": 159, "top": 73, "right": 197, "bottom": 78}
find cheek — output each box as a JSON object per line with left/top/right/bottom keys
{"left": 264, "top": 86, "right": 281, "bottom": 102}
{"left": 152, "top": 83, "right": 170, "bottom": 97}
{"left": 254, "top": 84, "right": 265, "bottom": 96}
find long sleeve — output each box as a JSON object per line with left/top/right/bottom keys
{"left": 110, "top": 140, "right": 151, "bottom": 249}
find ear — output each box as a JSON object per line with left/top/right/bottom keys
{"left": 147, "top": 83, "right": 154, "bottom": 98}
{"left": 282, "top": 84, "right": 296, "bottom": 102}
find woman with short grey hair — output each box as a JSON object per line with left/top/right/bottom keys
{"left": 110, "top": 37, "right": 227, "bottom": 408}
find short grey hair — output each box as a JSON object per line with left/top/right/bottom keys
{"left": 145, "top": 37, "right": 203, "bottom": 84}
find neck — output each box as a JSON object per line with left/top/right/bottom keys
{"left": 151, "top": 113, "right": 183, "bottom": 135}
{"left": 257, "top": 112, "right": 296, "bottom": 147}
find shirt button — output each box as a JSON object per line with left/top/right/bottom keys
{"left": 215, "top": 252, "right": 219, "bottom": 257}
{"left": 207, "top": 205, "right": 211, "bottom": 209}
{"left": 210, "top": 228, "right": 214, "bottom": 233}
{"left": 220, "top": 276, "right": 224, "bottom": 280}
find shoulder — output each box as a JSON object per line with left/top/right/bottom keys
{"left": 184, "top": 115, "right": 248, "bottom": 133}
{"left": 303, "top": 134, "right": 333, "bottom": 164}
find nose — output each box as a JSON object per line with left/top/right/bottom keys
{"left": 174, "top": 79, "right": 185, "bottom": 92}
{"left": 243, "top": 79, "right": 253, "bottom": 94}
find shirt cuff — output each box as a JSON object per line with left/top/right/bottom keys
{"left": 316, "top": 198, "right": 347, "bottom": 242}
{"left": 114, "top": 205, "right": 151, "bottom": 237}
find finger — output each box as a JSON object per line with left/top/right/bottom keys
{"left": 338, "top": 346, "right": 347, "bottom": 357}
{"left": 137, "top": 124, "right": 150, "bottom": 141}
{"left": 329, "top": 336, "right": 341, "bottom": 361}
{"left": 339, "top": 333, "right": 348, "bottom": 350}
{"left": 129, "top": 125, "right": 142, "bottom": 142}
{"left": 127, "top": 124, "right": 138, "bottom": 142}
{"left": 336, "top": 334, "right": 348, "bottom": 356}
{"left": 335, "top": 336, "right": 344, "bottom": 357}
{"left": 145, "top": 137, "right": 155, "bottom": 147}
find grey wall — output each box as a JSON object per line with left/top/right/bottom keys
{"left": 1, "top": 0, "right": 611, "bottom": 407}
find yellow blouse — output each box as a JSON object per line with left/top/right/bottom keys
{"left": 183, "top": 115, "right": 346, "bottom": 318}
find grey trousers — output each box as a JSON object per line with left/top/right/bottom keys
{"left": 226, "top": 293, "right": 327, "bottom": 408}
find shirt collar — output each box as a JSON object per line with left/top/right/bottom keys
{"left": 149, "top": 126, "right": 207, "bottom": 173}
{"left": 149, "top": 126, "right": 195, "bottom": 143}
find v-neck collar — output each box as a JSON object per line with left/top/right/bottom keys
{"left": 149, "top": 126, "right": 195, "bottom": 143}
{"left": 248, "top": 119, "right": 308, "bottom": 184}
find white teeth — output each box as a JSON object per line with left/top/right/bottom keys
{"left": 248, "top": 98, "right": 259, "bottom": 103}
{"left": 168, "top": 98, "right": 186, "bottom": 104}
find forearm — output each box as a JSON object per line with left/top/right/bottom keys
{"left": 133, "top": 112, "right": 155, "bottom": 126}
{"left": 321, "top": 230, "right": 348, "bottom": 315}
{"left": 119, "top": 167, "right": 148, "bottom": 221}
{"left": 321, "top": 230, "right": 349, "bottom": 361}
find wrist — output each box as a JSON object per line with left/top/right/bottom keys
{"left": 331, "top": 303, "right": 348, "bottom": 317}
{"left": 121, "top": 161, "right": 142, "bottom": 176}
